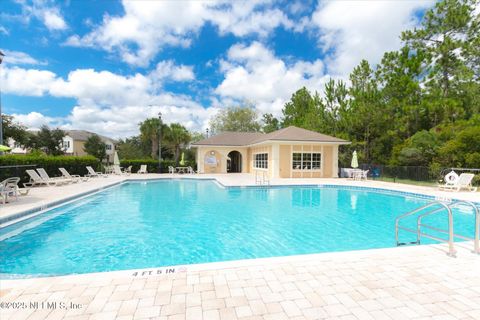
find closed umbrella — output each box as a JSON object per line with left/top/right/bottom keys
{"left": 113, "top": 151, "right": 120, "bottom": 166}
{"left": 0, "top": 145, "right": 11, "bottom": 152}
{"left": 179, "top": 152, "right": 186, "bottom": 166}
{"left": 351, "top": 150, "right": 358, "bottom": 169}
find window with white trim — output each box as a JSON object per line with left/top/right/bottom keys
{"left": 253, "top": 153, "right": 268, "bottom": 169}
{"left": 292, "top": 152, "right": 321, "bottom": 170}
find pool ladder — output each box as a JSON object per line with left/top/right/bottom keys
{"left": 395, "top": 200, "right": 479, "bottom": 257}
{"left": 255, "top": 171, "right": 270, "bottom": 186}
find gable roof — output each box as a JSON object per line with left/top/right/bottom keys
{"left": 65, "top": 130, "right": 115, "bottom": 143}
{"left": 192, "top": 126, "right": 349, "bottom": 146}
{"left": 193, "top": 132, "right": 264, "bottom": 146}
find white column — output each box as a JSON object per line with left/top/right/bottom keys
{"left": 271, "top": 143, "right": 280, "bottom": 179}
{"left": 197, "top": 148, "right": 204, "bottom": 173}
{"left": 332, "top": 145, "right": 339, "bottom": 178}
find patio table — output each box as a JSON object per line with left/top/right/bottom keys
{"left": 176, "top": 167, "right": 188, "bottom": 174}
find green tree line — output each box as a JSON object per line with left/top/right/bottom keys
{"left": 262, "top": 0, "right": 480, "bottom": 168}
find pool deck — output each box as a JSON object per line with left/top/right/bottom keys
{"left": 1, "top": 174, "right": 479, "bottom": 319}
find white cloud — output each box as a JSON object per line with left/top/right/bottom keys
{"left": 42, "top": 8, "right": 67, "bottom": 31}
{"left": 11, "top": 112, "right": 60, "bottom": 130}
{"left": 0, "top": 26, "right": 8, "bottom": 35}
{"left": 63, "top": 103, "right": 218, "bottom": 138}
{"left": 1, "top": 66, "right": 58, "bottom": 96}
{"left": 2, "top": 63, "right": 210, "bottom": 138}
{"left": 2, "top": 50, "right": 46, "bottom": 66}
{"left": 150, "top": 60, "right": 195, "bottom": 83}
{"left": 311, "top": 0, "right": 433, "bottom": 76}
{"left": 49, "top": 69, "right": 152, "bottom": 106}
{"left": 65, "top": 0, "right": 293, "bottom": 66}
{"left": 8, "top": 0, "right": 68, "bottom": 32}
{"left": 215, "top": 42, "right": 328, "bottom": 116}
{"left": 209, "top": 0, "right": 293, "bottom": 37}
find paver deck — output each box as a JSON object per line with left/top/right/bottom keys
{"left": 1, "top": 173, "right": 479, "bottom": 319}
{"left": 1, "top": 244, "right": 479, "bottom": 320}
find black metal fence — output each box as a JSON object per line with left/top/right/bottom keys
{"left": 353, "top": 164, "right": 480, "bottom": 186}
{"left": 0, "top": 164, "right": 37, "bottom": 185}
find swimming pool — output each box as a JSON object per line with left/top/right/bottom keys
{"left": 0, "top": 180, "right": 476, "bottom": 276}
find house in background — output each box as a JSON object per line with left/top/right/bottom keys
{"left": 8, "top": 130, "right": 116, "bottom": 162}
{"left": 63, "top": 130, "right": 116, "bottom": 162}
{"left": 192, "top": 126, "right": 350, "bottom": 178}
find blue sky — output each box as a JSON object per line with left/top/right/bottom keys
{"left": 0, "top": 0, "right": 434, "bottom": 138}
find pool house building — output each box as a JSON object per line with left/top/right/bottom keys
{"left": 192, "top": 126, "right": 350, "bottom": 178}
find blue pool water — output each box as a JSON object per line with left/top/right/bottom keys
{"left": 0, "top": 180, "right": 477, "bottom": 276}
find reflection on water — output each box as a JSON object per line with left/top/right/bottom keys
{"left": 350, "top": 194, "right": 358, "bottom": 210}
{"left": 292, "top": 188, "right": 322, "bottom": 207}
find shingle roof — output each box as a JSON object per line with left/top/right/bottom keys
{"left": 66, "top": 130, "right": 115, "bottom": 143}
{"left": 193, "top": 132, "right": 264, "bottom": 146}
{"left": 192, "top": 126, "right": 349, "bottom": 146}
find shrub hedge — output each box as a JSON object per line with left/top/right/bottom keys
{"left": 0, "top": 155, "right": 198, "bottom": 184}
{"left": 0, "top": 155, "right": 100, "bottom": 183}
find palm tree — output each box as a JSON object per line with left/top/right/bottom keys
{"left": 164, "top": 123, "right": 191, "bottom": 165}
{"left": 139, "top": 118, "right": 161, "bottom": 159}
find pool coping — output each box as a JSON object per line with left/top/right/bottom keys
{"left": 1, "top": 176, "right": 478, "bottom": 229}
{"left": 1, "top": 240, "right": 475, "bottom": 283}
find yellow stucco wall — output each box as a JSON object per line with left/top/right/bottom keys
{"left": 248, "top": 145, "right": 272, "bottom": 177}
{"left": 195, "top": 143, "right": 340, "bottom": 178}
{"left": 279, "top": 145, "right": 291, "bottom": 178}
{"left": 73, "top": 141, "right": 87, "bottom": 156}
{"left": 197, "top": 147, "right": 249, "bottom": 174}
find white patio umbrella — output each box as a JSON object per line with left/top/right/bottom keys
{"left": 351, "top": 150, "right": 358, "bottom": 169}
{"left": 113, "top": 151, "right": 120, "bottom": 166}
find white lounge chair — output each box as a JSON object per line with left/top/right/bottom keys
{"left": 37, "top": 168, "right": 71, "bottom": 185}
{"left": 86, "top": 166, "right": 108, "bottom": 178}
{"left": 0, "top": 177, "right": 21, "bottom": 204}
{"left": 25, "top": 169, "right": 56, "bottom": 187}
{"left": 438, "top": 173, "right": 477, "bottom": 192}
{"left": 168, "top": 166, "right": 176, "bottom": 174}
{"left": 137, "top": 165, "right": 148, "bottom": 174}
{"left": 187, "top": 166, "right": 196, "bottom": 174}
{"left": 59, "top": 168, "right": 88, "bottom": 182}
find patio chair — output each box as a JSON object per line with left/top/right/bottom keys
{"left": 137, "top": 165, "right": 148, "bottom": 174}
{"left": 37, "top": 168, "right": 71, "bottom": 185}
{"left": 187, "top": 166, "right": 196, "bottom": 174}
{"left": 125, "top": 166, "right": 132, "bottom": 174}
{"left": 438, "top": 173, "right": 477, "bottom": 192}
{"left": 25, "top": 169, "right": 55, "bottom": 187}
{"left": 86, "top": 166, "right": 108, "bottom": 178}
{"left": 360, "top": 170, "right": 369, "bottom": 180}
{"left": 168, "top": 166, "right": 176, "bottom": 174}
{"left": 59, "top": 168, "right": 88, "bottom": 182}
{"left": 0, "top": 177, "right": 21, "bottom": 204}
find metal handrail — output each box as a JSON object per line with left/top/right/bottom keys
{"left": 395, "top": 201, "right": 455, "bottom": 256}
{"left": 448, "top": 201, "right": 479, "bottom": 254}
{"left": 395, "top": 200, "right": 480, "bottom": 256}
{"left": 395, "top": 202, "right": 449, "bottom": 244}
{"left": 415, "top": 205, "right": 455, "bottom": 257}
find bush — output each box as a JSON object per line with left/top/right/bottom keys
{"left": 120, "top": 159, "right": 196, "bottom": 173}
{"left": 0, "top": 155, "right": 100, "bottom": 184}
